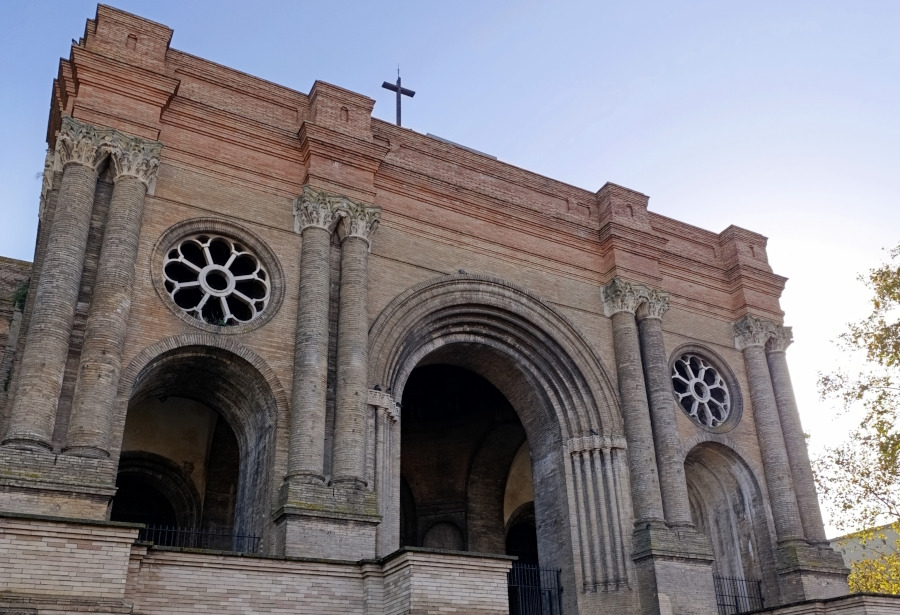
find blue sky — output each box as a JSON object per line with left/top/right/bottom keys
{"left": 2, "top": 1, "right": 899, "bottom": 535}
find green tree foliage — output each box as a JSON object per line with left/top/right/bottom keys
{"left": 814, "top": 244, "right": 900, "bottom": 594}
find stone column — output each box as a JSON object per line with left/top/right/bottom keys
{"left": 3, "top": 117, "right": 110, "bottom": 451}
{"left": 369, "top": 389, "right": 400, "bottom": 556}
{"left": 734, "top": 315, "right": 805, "bottom": 544}
{"left": 332, "top": 200, "right": 380, "bottom": 487}
{"left": 636, "top": 292, "right": 693, "bottom": 528}
{"left": 766, "top": 325, "right": 828, "bottom": 544}
{"left": 286, "top": 186, "right": 344, "bottom": 484}
{"left": 602, "top": 278, "right": 665, "bottom": 526}
{"left": 64, "top": 133, "right": 162, "bottom": 458}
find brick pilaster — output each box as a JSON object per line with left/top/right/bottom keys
{"left": 3, "top": 118, "right": 109, "bottom": 451}
{"left": 64, "top": 133, "right": 162, "bottom": 458}
{"left": 734, "top": 315, "right": 805, "bottom": 544}
{"left": 286, "top": 186, "right": 344, "bottom": 484}
{"left": 602, "top": 278, "right": 665, "bottom": 526}
{"left": 636, "top": 295, "right": 693, "bottom": 528}
{"left": 766, "top": 325, "right": 828, "bottom": 544}
{"left": 332, "top": 201, "right": 380, "bottom": 487}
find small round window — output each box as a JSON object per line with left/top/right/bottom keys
{"left": 163, "top": 234, "right": 270, "bottom": 327}
{"left": 672, "top": 353, "right": 732, "bottom": 429}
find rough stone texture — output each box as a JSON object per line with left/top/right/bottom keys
{"left": 66, "top": 152, "right": 157, "bottom": 457}
{"left": 735, "top": 320, "right": 805, "bottom": 544}
{"left": 766, "top": 328, "right": 829, "bottom": 545}
{"left": 4, "top": 156, "right": 100, "bottom": 450}
{"left": 636, "top": 304, "right": 692, "bottom": 528}
{"left": 0, "top": 5, "right": 879, "bottom": 614}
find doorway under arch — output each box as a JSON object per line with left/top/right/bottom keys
{"left": 369, "top": 275, "right": 630, "bottom": 612}
{"left": 111, "top": 343, "right": 281, "bottom": 551}
{"left": 685, "top": 441, "right": 780, "bottom": 606}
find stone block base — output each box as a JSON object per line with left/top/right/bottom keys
{"left": 776, "top": 542, "right": 850, "bottom": 603}
{"left": 1, "top": 514, "right": 516, "bottom": 614}
{"left": 275, "top": 478, "right": 381, "bottom": 559}
{"left": 632, "top": 526, "right": 718, "bottom": 615}
{"left": 0, "top": 447, "right": 116, "bottom": 519}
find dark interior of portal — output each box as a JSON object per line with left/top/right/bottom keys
{"left": 400, "top": 364, "right": 538, "bottom": 561}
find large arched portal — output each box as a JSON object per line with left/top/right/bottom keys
{"left": 369, "top": 275, "right": 633, "bottom": 613}
{"left": 685, "top": 442, "right": 780, "bottom": 607}
{"left": 111, "top": 341, "right": 283, "bottom": 552}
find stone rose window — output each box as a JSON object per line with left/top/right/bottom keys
{"left": 671, "top": 353, "right": 732, "bottom": 428}
{"left": 163, "top": 233, "right": 270, "bottom": 326}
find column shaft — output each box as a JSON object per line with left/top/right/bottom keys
{"left": 287, "top": 225, "right": 333, "bottom": 482}
{"left": 3, "top": 162, "right": 98, "bottom": 450}
{"left": 65, "top": 173, "right": 150, "bottom": 457}
{"left": 740, "top": 340, "right": 805, "bottom": 543}
{"left": 332, "top": 235, "right": 370, "bottom": 486}
{"left": 610, "top": 310, "right": 665, "bottom": 525}
{"left": 637, "top": 314, "right": 693, "bottom": 527}
{"left": 767, "top": 335, "right": 828, "bottom": 543}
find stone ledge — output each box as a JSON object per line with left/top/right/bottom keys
{"left": 631, "top": 525, "right": 715, "bottom": 561}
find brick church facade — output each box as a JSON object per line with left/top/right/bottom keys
{"left": 0, "top": 6, "right": 893, "bottom": 615}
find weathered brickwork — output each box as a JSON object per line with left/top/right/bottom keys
{"left": 0, "top": 4, "right": 883, "bottom": 615}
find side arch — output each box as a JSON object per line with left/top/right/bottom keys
{"left": 112, "top": 334, "right": 290, "bottom": 549}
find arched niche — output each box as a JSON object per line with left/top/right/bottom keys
{"left": 113, "top": 337, "right": 287, "bottom": 551}
{"left": 685, "top": 441, "right": 780, "bottom": 605}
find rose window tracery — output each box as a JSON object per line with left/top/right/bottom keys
{"left": 671, "top": 353, "right": 731, "bottom": 428}
{"left": 163, "top": 234, "right": 270, "bottom": 326}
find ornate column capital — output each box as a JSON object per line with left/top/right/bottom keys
{"left": 337, "top": 201, "right": 381, "bottom": 248}
{"left": 55, "top": 116, "right": 113, "bottom": 171}
{"left": 367, "top": 389, "right": 399, "bottom": 422}
{"left": 292, "top": 185, "right": 346, "bottom": 234}
{"left": 107, "top": 133, "right": 163, "bottom": 189}
{"left": 733, "top": 314, "right": 777, "bottom": 350}
{"left": 766, "top": 324, "right": 793, "bottom": 353}
{"left": 602, "top": 277, "right": 669, "bottom": 319}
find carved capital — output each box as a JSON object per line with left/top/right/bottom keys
{"left": 367, "top": 389, "right": 399, "bottom": 422}
{"left": 107, "top": 133, "right": 163, "bottom": 188}
{"left": 337, "top": 201, "right": 381, "bottom": 247}
{"left": 567, "top": 433, "right": 628, "bottom": 454}
{"left": 766, "top": 324, "right": 793, "bottom": 353}
{"left": 733, "top": 314, "right": 777, "bottom": 350}
{"left": 602, "top": 277, "right": 669, "bottom": 319}
{"left": 55, "top": 116, "right": 113, "bottom": 171}
{"left": 292, "top": 185, "right": 346, "bottom": 234}
{"left": 636, "top": 288, "right": 670, "bottom": 320}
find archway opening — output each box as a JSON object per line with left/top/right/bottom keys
{"left": 685, "top": 442, "right": 779, "bottom": 606}
{"left": 401, "top": 363, "right": 534, "bottom": 556}
{"left": 111, "top": 345, "right": 278, "bottom": 552}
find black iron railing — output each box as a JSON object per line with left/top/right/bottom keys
{"left": 713, "top": 574, "right": 764, "bottom": 615}
{"left": 508, "top": 562, "right": 563, "bottom": 615}
{"left": 138, "top": 525, "right": 260, "bottom": 554}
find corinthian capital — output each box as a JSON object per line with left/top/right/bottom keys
{"left": 292, "top": 185, "right": 345, "bottom": 233}
{"left": 602, "top": 277, "right": 669, "bottom": 318}
{"left": 766, "top": 324, "right": 793, "bottom": 353}
{"left": 107, "top": 133, "right": 163, "bottom": 188}
{"left": 636, "top": 287, "right": 670, "bottom": 320}
{"left": 337, "top": 201, "right": 381, "bottom": 248}
{"left": 55, "top": 116, "right": 114, "bottom": 171}
{"left": 733, "top": 314, "right": 777, "bottom": 350}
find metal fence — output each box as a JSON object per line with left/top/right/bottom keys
{"left": 713, "top": 574, "right": 764, "bottom": 615}
{"left": 137, "top": 525, "right": 261, "bottom": 554}
{"left": 507, "top": 562, "right": 563, "bottom": 615}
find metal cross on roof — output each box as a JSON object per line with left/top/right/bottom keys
{"left": 382, "top": 69, "right": 415, "bottom": 127}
